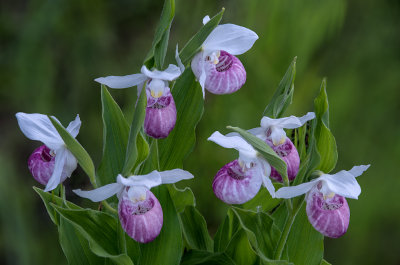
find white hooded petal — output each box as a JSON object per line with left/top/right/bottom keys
{"left": 95, "top": 73, "right": 148, "bottom": 89}
{"left": 202, "top": 24, "right": 258, "bottom": 55}
{"left": 208, "top": 131, "right": 257, "bottom": 162}
{"left": 127, "top": 186, "right": 149, "bottom": 201}
{"left": 269, "top": 127, "right": 286, "bottom": 146}
{"left": 347, "top": 165, "right": 370, "bottom": 177}
{"left": 73, "top": 183, "right": 123, "bottom": 202}
{"left": 275, "top": 179, "right": 318, "bottom": 199}
{"left": 16, "top": 112, "right": 63, "bottom": 150}
{"left": 66, "top": 114, "right": 81, "bottom": 138}
{"left": 118, "top": 171, "right": 163, "bottom": 190}
{"left": 44, "top": 148, "right": 67, "bottom": 192}
{"left": 159, "top": 169, "right": 194, "bottom": 184}
{"left": 320, "top": 171, "right": 362, "bottom": 199}
{"left": 141, "top": 64, "right": 181, "bottom": 81}
{"left": 202, "top": 15, "right": 210, "bottom": 25}
{"left": 175, "top": 44, "right": 185, "bottom": 73}
{"left": 260, "top": 112, "right": 315, "bottom": 130}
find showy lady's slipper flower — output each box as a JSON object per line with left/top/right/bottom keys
{"left": 73, "top": 169, "right": 194, "bottom": 243}
{"left": 191, "top": 16, "right": 258, "bottom": 97}
{"left": 208, "top": 131, "right": 274, "bottom": 204}
{"left": 16, "top": 113, "right": 80, "bottom": 192}
{"left": 276, "top": 165, "right": 370, "bottom": 238}
{"left": 249, "top": 112, "right": 315, "bottom": 182}
{"left": 95, "top": 65, "right": 182, "bottom": 138}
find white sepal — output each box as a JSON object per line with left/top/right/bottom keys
{"left": 202, "top": 24, "right": 258, "bottom": 55}
{"left": 16, "top": 112, "right": 63, "bottom": 150}
{"left": 127, "top": 186, "right": 149, "bottom": 202}
{"left": 208, "top": 131, "right": 257, "bottom": 165}
{"left": 141, "top": 64, "right": 181, "bottom": 81}
{"left": 95, "top": 74, "right": 148, "bottom": 89}
{"left": 275, "top": 180, "right": 318, "bottom": 199}
{"left": 159, "top": 169, "right": 194, "bottom": 184}
{"left": 45, "top": 148, "right": 66, "bottom": 192}
{"left": 66, "top": 114, "right": 81, "bottom": 138}
{"left": 202, "top": 15, "right": 210, "bottom": 25}
{"left": 118, "top": 171, "right": 162, "bottom": 190}
{"left": 348, "top": 165, "right": 370, "bottom": 178}
{"left": 73, "top": 183, "right": 123, "bottom": 202}
{"left": 258, "top": 159, "right": 275, "bottom": 198}
{"left": 269, "top": 127, "right": 286, "bottom": 146}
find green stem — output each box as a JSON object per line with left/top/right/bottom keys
{"left": 102, "top": 201, "right": 117, "bottom": 214}
{"left": 60, "top": 185, "right": 68, "bottom": 208}
{"left": 274, "top": 200, "right": 303, "bottom": 260}
{"left": 155, "top": 139, "right": 161, "bottom": 171}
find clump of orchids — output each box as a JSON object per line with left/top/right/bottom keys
{"left": 15, "top": 3, "right": 370, "bottom": 265}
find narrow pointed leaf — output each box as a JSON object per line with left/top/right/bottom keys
{"left": 225, "top": 229, "right": 259, "bottom": 265}
{"left": 98, "top": 85, "right": 130, "bottom": 185}
{"left": 180, "top": 206, "right": 213, "bottom": 251}
{"left": 214, "top": 209, "right": 240, "bottom": 253}
{"left": 167, "top": 184, "right": 195, "bottom": 213}
{"left": 181, "top": 250, "right": 235, "bottom": 265}
{"left": 179, "top": 9, "right": 225, "bottom": 65}
{"left": 49, "top": 116, "right": 96, "bottom": 183}
{"left": 263, "top": 57, "right": 296, "bottom": 118}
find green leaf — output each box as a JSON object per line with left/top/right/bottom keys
{"left": 125, "top": 233, "right": 141, "bottom": 265}
{"left": 226, "top": 126, "right": 288, "bottom": 184}
{"left": 231, "top": 207, "right": 281, "bottom": 260}
{"left": 123, "top": 85, "right": 147, "bottom": 175}
{"left": 313, "top": 79, "right": 337, "bottom": 173}
{"left": 52, "top": 205, "right": 133, "bottom": 265}
{"left": 144, "top": 0, "right": 175, "bottom": 68}
{"left": 49, "top": 116, "right": 96, "bottom": 183}
{"left": 179, "top": 9, "right": 225, "bottom": 65}
{"left": 59, "top": 217, "right": 106, "bottom": 265}
{"left": 33, "top": 186, "right": 80, "bottom": 225}
{"left": 214, "top": 209, "right": 240, "bottom": 253}
{"left": 158, "top": 70, "right": 204, "bottom": 170}
{"left": 133, "top": 132, "right": 150, "bottom": 174}
{"left": 167, "top": 184, "right": 195, "bottom": 213}
{"left": 225, "top": 229, "right": 259, "bottom": 265}
{"left": 180, "top": 206, "right": 213, "bottom": 252}
{"left": 320, "top": 259, "right": 331, "bottom": 265}
{"left": 181, "top": 250, "right": 235, "bottom": 265}
{"left": 97, "top": 85, "right": 130, "bottom": 185}
{"left": 242, "top": 186, "right": 282, "bottom": 212}
{"left": 263, "top": 57, "right": 296, "bottom": 118}
{"left": 138, "top": 185, "right": 182, "bottom": 265}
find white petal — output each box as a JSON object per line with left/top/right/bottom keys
{"left": 16, "top": 112, "right": 63, "bottom": 150}
{"left": 258, "top": 159, "right": 275, "bottom": 198}
{"left": 118, "top": 171, "right": 162, "bottom": 190}
{"left": 141, "top": 64, "right": 181, "bottom": 81}
{"left": 95, "top": 74, "right": 147, "bottom": 89}
{"left": 44, "top": 148, "right": 67, "bottom": 192}
{"left": 320, "top": 171, "right": 362, "bottom": 199}
{"left": 261, "top": 112, "right": 315, "bottom": 130}
{"left": 275, "top": 180, "right": 318, "bottom": 199}
{"left": 175, "top": 44, "right": 185, "bottom": 73}
{"left": 66, "top": 114, "right": 81, "bottom": 138}
{"left": 127, "top": 186, "right": 149, "bottom": 201}
{"left": 347, "top": 165, "right": 370, "bottom": 178}
{"left": 208, "top": 131, "right": 257, "bottom": 162}
{"left": 73, "top": 183, "right": 123, "bottom": 202}
{"left": 248, "top": 127, "right": 266, "bottom": 140}
{"left": 202, "top": 24, "right": 258, "bottom": 55}
{"left": 199, "top": 53, "right": 207, "bottom": 98}
{"left": 202, "top": 15, "right": 210, "bottom": 25}
{"left": 270, "top": 127, "right": 286, "bottom": 146}
{"left": 159, "top": 169, "right": 194, "bottom": 184}
{"left": 62, "top": 149, "right": 78, "bottom": 178}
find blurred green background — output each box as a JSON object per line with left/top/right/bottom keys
{"left": 1, "top": 0, "right": 399, "bottom": 264}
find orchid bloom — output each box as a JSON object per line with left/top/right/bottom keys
{"left": 95, "top": 65, "right": 182, "bottom": 138}
{"left": 191, "top": 16, "right": 258, "bottom": 97}
{"left": 208, "top": 131, "right": 274, "bottom": 204}
{"left": 16, "top": 113, "right": 80, "bottom": 192}
{"left": 276, "top": 165, "right": 370, "bottom": 238}
{"left": 73, "top": 169, "right": 194, "bottom": 243}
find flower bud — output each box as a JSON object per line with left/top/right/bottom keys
{"left": 306, "top": 188, "right": 350, "bottom": 238}
{"left": 191, "top": 50, "right": 246, "bottom": 94}
{"left": 144, "top": 90, "right": 177, "bottom": 139}
{"left": 266, "top": 138, "right": 300, "bottom": 182}
{"left": 28, "top": 145, "right": 68, "bottom": 185}
{"left": 212, "top": 159, "right": 262, "bottom": 204}
{"left": 118, "top": 190, "right": 163, "bottom": 243}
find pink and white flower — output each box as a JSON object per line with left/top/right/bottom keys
{"left": 16, "top": 112, "right": 80, "bottom": 192}
{"left": 208, "top": 131, "right": 274, "bottom": 204}
{"left": 95, "top": 65, "right": 182, "bottom": 138}
{"left": 191, "top": 16, "right": 258, "bottom": 97}
{"left": 73, "top": 169, "right": 194, "bottom": 243}
{"left": 275, "top": 165, "right": 370, "bottom": 238}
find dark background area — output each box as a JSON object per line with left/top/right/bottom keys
{"left": 1, "top": 0, "right": 399, "bottom": 264}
